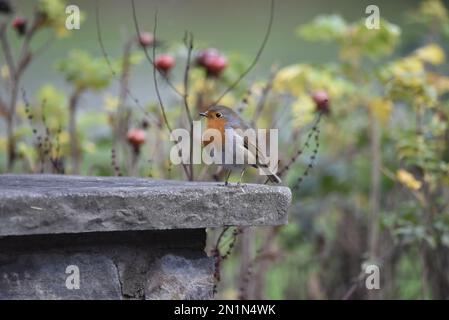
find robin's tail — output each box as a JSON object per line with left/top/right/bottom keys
{"left": 267, "top": 173, "right": 281, "bottom": 184}
{"left": 255, "top": 164, "right": 282, "bottom": 183}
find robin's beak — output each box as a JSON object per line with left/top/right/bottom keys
{"left": 199, "top": 112, "right": 208, "bottom": 117}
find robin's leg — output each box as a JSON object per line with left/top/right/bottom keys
{"left": 224, "top": 169, "right": 232, "bottom": 186}
{"left": 237, "top": 168, "right": 246, "bottom": 186}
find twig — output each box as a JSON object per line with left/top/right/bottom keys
{"left": 251, "top": 66, "right": 278, "bottom": 127}
{"left": 263, "top": 110, "right": 323, "bottom": 185}
{"left": 277, "top": 111, "right": 323, "bottom": 178}
{"left": 22, "top": 88, "right": 63, "bottom": 174}
{"left": 213, "top": 0, "right": 275, "bottom": 105}
{"left": 239, "top": 226, "right": 280, "bottom": 299}
{"left": 292, "top": 126, "right": 320, "bottom": 190}
{"left": 0, "top": 22, "right": 16, "bottom": 75}
{"left": 183, "top": 31, "right": 194, "bottom": 180}
{"left": 1, "top": 13, "right": 42, "bottom": 171}
{"left": 182, "top": 31, "right": 194, "bottom": 125}
{"left": 151, "top": 12, "right": 172, "bottom": 134}
{"left": 95, "top": 2, "right": 117, "bottom": 77}
{"left": 111, "top": 148, "right": 123, "bottom": 176}
{"left": 117, "top": 39, "right": 133, "bottom": 141}
{"left": 237, "top": 88, "right": 252, "bottom": 113}
{"left": 0, "top": 95, "right": 8, "bottom": 119}
{"left": 68, "top": 87, "right": 83, "bottom": 174}
{"left": 33, "top": 35, "right": 55, "bottom": 60}
{"left": 18, "top": 13, "right": 41, "bottom": 71}
{"left": 130, "top": 0, "right": 183, "bottom": 97}
{"left": 212, "top": 227, "right": 242, "bottom": 295}
{"left": 95, "top": 1, "right": 158, "bottom": 125}
{"left": 151, "top": 11, "right": 190, "bottom": 179}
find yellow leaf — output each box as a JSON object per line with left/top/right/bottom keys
{"left": 369, "top": 98, "right": 393, "bottom": 123}
{"left": 59, "top": 131, "right": 70, "bottom": 145}
{"left": 56, "top": 25, "right": 70, "bottom": 38}
{"left": 219, "top": 94, "right": 236, "bottom": 108}
{"left": 392, "top": 56, "right": 424, "bottom": 75}
{"left": 396, "top": 169, "right": 422, "bottom": 191}
{"left": 83, "top": 141, "right": 96, "bottom": 154}
{"left": 427, "top": 73, "right": 449, "bottom": 95}
{"left": 104, "top": 94, "right": 119, "bottom": 112}
{"left": 273, "top": 65, "right": 307, "bottom": 96}
{"left": 1, "top": 65, "right": 10, "bottom": 80}
{"left": 0, "top": 137, "right": 6, "bottom": 152}
{"left": 292, "top": 95, "right": 315, "bottom": 127}
{"left": 414, "top": 43, "right": 445, "bottom": 65}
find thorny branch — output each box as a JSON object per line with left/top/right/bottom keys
{"left": 272, "top": 111, "right": 323, "bottom": 183}
{"left": 213, "top": 0, "right": 275, "bottom": 105}
{"left": 0, "top": 12, "right": 45, "bottom": 170}
{"left": 212, "top": 227, "right": 242, "bottom": 294}
{"left": 22, "top": 88, "right": 63, "bottom": 174}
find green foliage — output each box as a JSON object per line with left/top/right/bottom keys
{"left": 37, "top": 85, "right": 68, "bottom": 129}
{"left": 296, "top": 14, "right": 347, "bottom": 42}
{"left": 379, "top": 43, "right": 446, "bottom": 106}
{"left": 409, "top": 0, "right": 449, "bottom": 36}
{"left": 57, "top": 50, "right": 112, "bottom": 91}
{"left": 297, "top": 15, "right": 400, "bottom": 62}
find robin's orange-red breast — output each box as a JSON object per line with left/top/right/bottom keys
{"left": 199, "top": 105, "right": 281, "bottom": 185}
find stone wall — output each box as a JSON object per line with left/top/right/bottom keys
{"left": 0, "top": 175, "right": 291, "bottom": 300}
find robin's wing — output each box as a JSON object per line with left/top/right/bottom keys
{"left": 243, "top": 135, "right": 270, "bottom": 168}
{"left": 225, "top": 129, "right": 258, "bottom": 165}
{"left": 229, "top": 128, "right": 272, "bottom": 167}
{"left": 239, "top": 131, "right": 281, "bottom": 182}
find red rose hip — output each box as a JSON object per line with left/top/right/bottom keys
{"left": 196, "top": 48, "right": 220, "bottom": 67}
{"left": 127, "top": 128, "right": 146, "bottom": 152}
{"left": 12, "top": 16, "right": 27, "bottom": 35}
{"left": 312, "top": 90, "right": 330, "bottom": 114}
{"left": 206, "top": 55, "right": 228, "bottom": 77}
{"left": 138, "top": 32, "right": 154, "bottom": 47}
{"left": 155, "top": 54, "right": 175, "bottom": 75}
{"left": 196, "top": 48, "right": 228, "bottom": 77}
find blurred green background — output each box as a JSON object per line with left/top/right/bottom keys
{"left": 11, "top": 0, "right": 423, "bottom": 96}
{"left": 2, "top": 0, "right": 449, "bottom": 300}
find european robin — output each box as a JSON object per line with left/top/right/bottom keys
{"left": 199, "top": 105, "right": 281, "bottom": 185}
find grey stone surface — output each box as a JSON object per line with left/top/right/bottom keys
{"left": 0, "top": 174, "right": 292, "bottom": 300}
{"left": 0, "top": 253, "right": 123, "bottom": 299}
{"left": 145, "top": 254, "right": 214, "bottom": 300}
{"left": 0, "top": 230, "right": 213, "bottom": 300}
{"left": 0, "top": 174, "right": 291, "bottom": 236}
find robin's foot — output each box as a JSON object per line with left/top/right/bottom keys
{"left": 235, "top": 182, "right": 246, "bottom": 192}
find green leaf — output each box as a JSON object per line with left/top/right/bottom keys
{"left": 56, "top": 50, "right": 112, "bottom": 90}
{"left": 296, "top": 14, "right": 347, "bottom": 42}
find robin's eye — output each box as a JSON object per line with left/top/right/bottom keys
{"left": 216, "top": 112, "right": 223, "bottom": 118}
